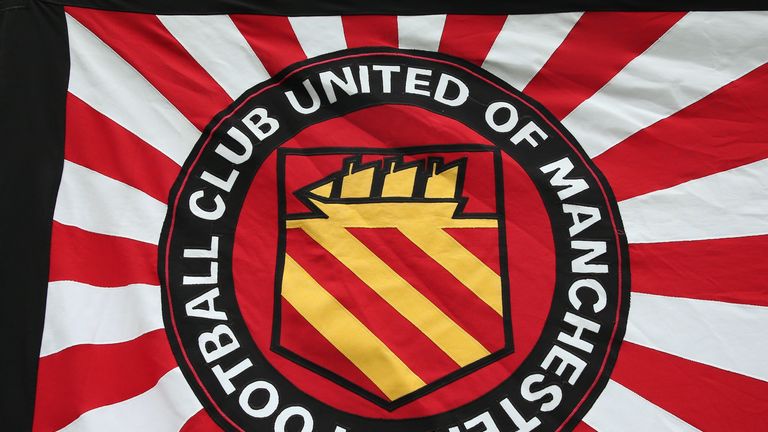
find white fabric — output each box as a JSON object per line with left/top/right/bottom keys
{"left": 289, "top": 16, "right": 347, "bottom": 58}
{"left": 619, "top": 157, "right": 768, "bottom": 243}
{"left": 54, "top": 161, "right": 167, "bottom": 244}
{"left": 564, "top": 11, "right": 768, "bottom": 158}
{"left": 584, "top": 380, "right": 700, "bottom": 432}
{"left": 398, "top": 15, "right": 447, "bottom": 51}
{"left": 483, "top": 13, "right": 582, "bottom": 90}
{"left": 625, "top": 292, "right": 768, "bottom": 382}
{"left": 40, "top": 281, "right": 163, "bottom": 357}
{"left": 60, "top": 368, "right": 202, "bottom": 432}
{"left": 159, "top": 15, "right": 270, "bottom": 99}
{"left": 66, "top": 14, "right": 199, "bottom": 166}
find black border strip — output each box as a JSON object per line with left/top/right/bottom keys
{"left": 0, "top": 0, "right": 69, "bottom": 429}
{"left": 39, "top": 0, "right": 768, "bottom": 15}
{"left": 0, "top": 0, "right": 27, "bottom": 12}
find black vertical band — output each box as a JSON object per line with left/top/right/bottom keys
{"left": 0, "top": 1, "right": 68, "bottom": 429}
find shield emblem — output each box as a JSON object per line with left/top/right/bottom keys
{"left": 273, "top": 145, "right": 513, "bottom": 408}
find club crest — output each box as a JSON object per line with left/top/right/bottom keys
{"left": 160, "top": 48, "right": 630, "bottom": 432}
{"left": 274, "top": 147, "right": 513, "bottom": 408}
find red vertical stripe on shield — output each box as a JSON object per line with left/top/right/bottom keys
{"left": 523, "top": 12, "right": 684, "bottom": 119}
{"left": 438, "top": 15, "right": 508, "bottom": 65}
{"left": 342, "top": 15, "right": 398, "bottom": 48}
{"left": 230, "top": 15, "right": 308, "bottom": 75}
{"left": 65, "top": 7, "right": 233, "bottom": 130}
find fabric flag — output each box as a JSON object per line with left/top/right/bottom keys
{"left": 1, "top": 1, "right": 767, "bottom": 431}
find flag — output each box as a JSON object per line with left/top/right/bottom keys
{"left": 2, "top": 1, "right": 767, "bottom": 431}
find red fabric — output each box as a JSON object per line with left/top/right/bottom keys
{"left": 343, "top": 15, "right": 398, "bottom": 48}
{"left": 33, "top": 330, "right": 176, "bottom": 432}
{"left": 525, "top": 12, "right": 684, "bottom": 118}
{"left": 65, "top": 95, "right": 179, "bottom": 203}
{"left": 49, "top": 222, "right": 159, "bottom": 287}
{"left": 231, "top": 15, "right": 307, "bottom": 75}
{"left": 67, "top": 8, "right": 232, "bottom": 129}
{"left": 613, "top": 342, "right": 768, "bottom": 431}
{"left": 630, "top": 235, "right": 768, "bottom": 306}
{"left": 439, "top": 15, "right": 508, "bottom": 65}
{"left": 595, "top": 63, "right": 768, "bottom": 201}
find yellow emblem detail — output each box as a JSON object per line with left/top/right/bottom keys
{"left": 281, "top": 156, "right": 503, "bottom": 400}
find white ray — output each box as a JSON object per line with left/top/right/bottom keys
{"left": 54, "top": 161, "right": 167, "bottom": 245}
{"left": 563, "top": 11, "right": 768, "bottom": 158}
{"left": 66, "top": 13, "right": 199, "bottom": 166}
{"left": 619, "top": 157, "right": 768, "bottom": 243}
{"left": 40, "top": 281, "right": 163, "bottom": 357}
{"left": 398, "top": 15, "right": 447, "bottom": 51}
{"left": 482, "top": 13, "right": 582, "bottom": 91}
{"left": 288, "top": 16, "right": 347, "bottom": 58}
{"left": 60, "top": 368, "right": 201, "bottom": 432}
{"left": 583, "top": 380, "right": 700, "bottom": 432}
{"left": 158, "top": 15, "right": 270, "bottom": 99}
{"left": 625, "top": 292, "right": 768, "bottom": 382}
